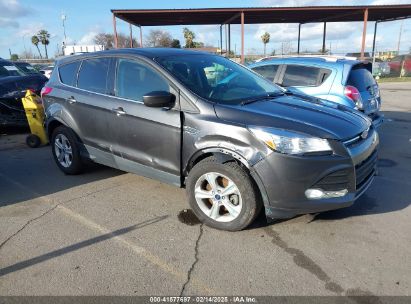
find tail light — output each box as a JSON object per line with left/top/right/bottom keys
{"left": 41, "top": 86, "right": 52, "bottom": 97}
{"left": 344, "top": 85, "right": 363, "bottom": 110}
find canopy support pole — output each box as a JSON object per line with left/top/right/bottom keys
{"left": 220, "top": 25, "right": 223, "bottom": 54}
{"left": 361, "top": 8, "right": 369, "bottom": 60}
{"left": 322, "top": 22, "right": 327, "bottom": 54}
{"left": 225, "top": 24, "right": 228, "bottom": 56}
{"left": 113, "top": 14, "right": 118, "bottom": 49}
{"left": 372, "top": 21, "right": 378, "bottom": 58}
{"left": 129, "top": 24, "right": 133, "bottom": 48}
{"left": 297, "top": 23, "right": 301, "bottom": 54}
{"left": 228, "top": 24, "right": 231, "bottom": 56}
{"left": 139, "top": 26, "right": 143, "bottom": 48}
{"left": 241, "top": 11, "right": 244, "bottom": 64}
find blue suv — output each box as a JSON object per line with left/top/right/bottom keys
{"left": 249, "top": 57, "right": 383, "bottom": 127}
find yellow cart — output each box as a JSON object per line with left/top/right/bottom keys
{"left": 21, "top": 90, "right": 48, "bottom": 148}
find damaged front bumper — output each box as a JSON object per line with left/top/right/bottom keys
{"left": 0, "top": 97, "right": 27, "bottom": 127}
{"left": 250, "top": 128, "right": 379, "bottom": 220}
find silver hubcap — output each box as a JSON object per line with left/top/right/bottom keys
{"left": 194, "top": 172, "right": 242, "bottom": 222}
{"left": 54, "top": 134, "right": 73, "bottom": 168}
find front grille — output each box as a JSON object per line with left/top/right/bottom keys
{"left": 314, "top": 169, "right": 350, "bottom": 191}
{"left": 343, "top": 135, "right": 361, "bottom": 147}
{"left": 355, "top": 151, "right": 377, "bottom": 190}
{"left": 344, "top": 126, "right": 375, "bottom": 148}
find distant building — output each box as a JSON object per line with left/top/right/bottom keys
{"left": 375, "top": 51, "right": 398, "bottom": 61}
{"left": 63, "top": 45, "right": 105, "bottom": 56}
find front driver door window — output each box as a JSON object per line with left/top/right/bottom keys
{"left": 115, "top": 59, "right": 170, "bottom": 102}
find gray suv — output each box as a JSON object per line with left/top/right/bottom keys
{"left": 42, "top": 49, "right": 378, "bottom": 231}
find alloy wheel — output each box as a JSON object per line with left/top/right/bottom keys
{"left": 54, "top": 133, "right": 73, "bottom": 168}
{"left": 194, "top": 172, "right": 242, "bottom": 222}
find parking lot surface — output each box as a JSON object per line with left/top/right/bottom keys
{"left": 0, "top": 82, "right": 410, "bottom": 296}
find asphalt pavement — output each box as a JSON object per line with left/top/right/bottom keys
{"left": 0, "top": 82, "right": 410, "bottom": 297}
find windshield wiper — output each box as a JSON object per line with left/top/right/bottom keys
{"left": 241, "top": 92, "right": 285, "bottom": 106}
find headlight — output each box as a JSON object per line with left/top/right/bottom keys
{"left": 249, "top": 127, "right": 332, "bottom": 155}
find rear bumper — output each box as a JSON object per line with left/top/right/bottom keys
{"left": 252, "top": 129, "right": 379, "bottom": 220}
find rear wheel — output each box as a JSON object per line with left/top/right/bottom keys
{"left": 186, "top": 157, "right": 261, "bottom": 231}
{"left": 51, "top": 126, "right": 84, "bottom": 175}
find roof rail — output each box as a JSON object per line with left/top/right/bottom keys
{"left": 256, "top": 54, "right": 358, "bottom": 62}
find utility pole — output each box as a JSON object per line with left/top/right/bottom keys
{"left": 61, "top": 13, "right": 67, "bottom": 45}
{"left": 23, "top": 34, "right": 27, "bottom": 54}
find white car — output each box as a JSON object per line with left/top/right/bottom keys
{"left": 40, "top": 65, "right": 54, "bottom": 79}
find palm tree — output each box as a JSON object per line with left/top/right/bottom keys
{"left": 261, "top": 32, "right": 270, "bottom": 57}
{"left": 31, "top": 35, "right": 42, "bottom": 59}
{"left": 183, "top": 28, "right": 195, "bottom": 48}
{"left": 37, "top": 30, "right": 50, "bottom": 59}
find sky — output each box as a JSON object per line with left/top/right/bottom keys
{"left": 0, "top": 0, "right": 410, "bottom": 59}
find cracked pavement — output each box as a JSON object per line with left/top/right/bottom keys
{"left": 0, "top": 82, "right": 410, "bottom": 296}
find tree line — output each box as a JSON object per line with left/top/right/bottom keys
{"left": 93, "top": 27, "right": 206, "bottom": 50}
{"left": 18, "top": 27, "right": 263, "bottom": 60}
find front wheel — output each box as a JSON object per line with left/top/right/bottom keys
{"left": 186, "top": 157, "right": 261, "bottom": 231}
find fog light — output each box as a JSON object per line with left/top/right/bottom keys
{"left": 305, "top": 188, "right": 348, "bottom": 200}
{"left": 305, "top": 189, "right": 324, "bottom": 199}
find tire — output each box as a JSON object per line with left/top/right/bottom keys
{"left": 26, "top": 134, "right": 41, "bottom": 148}
{"left": 51, "top": 126, "right": 84, "bottom": 175}
{"left": 186, "top": 157, "right": 261, "bottom": 231}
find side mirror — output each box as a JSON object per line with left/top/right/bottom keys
{"left": 143, "top": 91, "right": 175, "bottom": 108}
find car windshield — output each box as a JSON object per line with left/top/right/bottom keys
{"left": 0, "top": 62, "right": 25, "bottom": 77}
{"left": 156, "top": 54, "right": 283, "bottom": 105}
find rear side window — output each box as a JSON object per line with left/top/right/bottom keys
{"left": 115, "top": 58, "right": 169, "bottom": 102}
{"left": 78, "top": 58, "right": 110, "bottom": 94}
{"left": 347, "top": 65, "right": 375, "bottom": 92}
{"left": 0, "top": 63, "right": 25, "bottom": 77}
{"left": 282, "top": 65, "right": 330, "bottom": 87}
{"left": 252, "top": 65, "right": 279, "bottom": 82}
{"left": 59, "top": 61, "right": 80, "bottom": 86}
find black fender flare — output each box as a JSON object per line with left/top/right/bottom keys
{"left": 185, "top": 147, "right": 270, "bottom": 209}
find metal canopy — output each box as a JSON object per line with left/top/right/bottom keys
{"left": 111, "top": 5, "right": 411, "bottom": 26}
{"left": 111, "top": 5, "right": 411, "bottom": 63}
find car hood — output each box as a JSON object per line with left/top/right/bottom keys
{"left": 214, "top": 94, "right": 371, "bottom": 140}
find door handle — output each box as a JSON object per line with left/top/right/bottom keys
{"left": 66, "top": 96, "right": 77, "bottom": 104}
{"left": 112, "top": 107, "right": 126, "bottom": 116}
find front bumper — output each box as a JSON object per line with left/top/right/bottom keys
{"left": 370, "top": 112, "right": 384, "bottom": 129}
{"left": 252, "top": 128, "right": 379, "bottom": 220}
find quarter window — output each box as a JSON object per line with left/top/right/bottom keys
{"left": 115, "top": 59, "right": 169, "bottom": 102}
{"left": 252, "top": 65, "right": 279, "bottom": 82}
{"left": 282, "top": 65, "right": 330, "bottom": 87}
{"left": 59, "top": 61, "right": 80, "bottom": 86}
{"left": 77, "top": 58, "right": 110, "bottom": 94}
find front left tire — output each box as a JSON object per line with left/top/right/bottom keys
{"left": 186, "top": 157, "right": 262, "bottom": 231}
